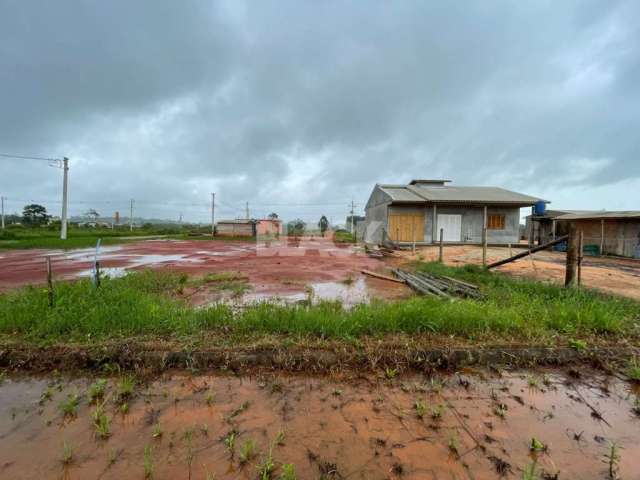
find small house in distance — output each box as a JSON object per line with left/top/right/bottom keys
{"left": 215, "top": 219, "right": 256, "bottom": 237}
{"left": 526, "top": 210, "right": 640, "bottom": 258}
{"left": 364, "top": 179, "right": 543, "bottom": 245}
{"left": 256, "top": 218, "right": 283, "bottom": 237}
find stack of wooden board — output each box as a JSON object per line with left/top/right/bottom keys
{"left": 392, "top": 269, "right": 483, "bottom": 299}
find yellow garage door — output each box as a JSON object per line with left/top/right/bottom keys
{"left": 388, "top": 213, "right": 425, "bottom": 242}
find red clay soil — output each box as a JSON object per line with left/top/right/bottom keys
{"left": 1, "top": 369, "right": 639, "bottom": 479}
{"left": 0, "top": 237, "right": 411, "bottom": 302}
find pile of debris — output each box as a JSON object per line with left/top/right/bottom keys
{"left": 392, "top": 268, "right": 483, "bottom": 299}
{"left": 364, "top": 245, "right": 396, "bottom": 259}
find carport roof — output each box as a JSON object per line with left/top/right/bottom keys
{"left": 556, "top": 211, "right": 640, "bottom": 220}
{"left": 378, "top": 183, "right": 543, "bottom": 205}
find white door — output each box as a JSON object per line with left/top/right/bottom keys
{"left": 437, "top": 214, "right": 462, "bottom": 242}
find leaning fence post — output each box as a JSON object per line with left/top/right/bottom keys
{"left": 439, "top": 228, "right": 444, "bottom": 263}
{"left": 46, "top": 256, "right": 54, "bottom": 307}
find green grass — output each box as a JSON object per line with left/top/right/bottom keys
{"left": 333, "top": 230, "right": 355, "bottom": 243}
{"left": 0, "top": 263, "right": 638, "bottom": 343}
{"left": 0, "top": 225, "right": 220, "bottom": 250}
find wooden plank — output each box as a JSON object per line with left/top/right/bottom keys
{"left": 361, "top": 270, "right": 406, "bottom": 284}
{"left": 487, "top": 235, "right": 569, "bottom": 269}
{"left": 440, "top": 275, "right": 479, "bottom": 291}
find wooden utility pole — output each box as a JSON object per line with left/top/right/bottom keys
{"left": 577, "top": 230, "right": 584, "bottom": 286}
{"left": 1, "top": 195, "right": 4, "bottom": 230}
{"left": 438, "top": 228, "right": 444, "bottom": 262}
{"left": 565, "top": 223, "right": 578, "bottom": 287}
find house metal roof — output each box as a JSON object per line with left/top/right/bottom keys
{"left": 378, "top": 183, "right": 543, "bottom": 205}
{"left": 556, "top": 211, "right": 640, "bottom": 220}
{"left": 217, "top": 219, "right": 256, "bottom": 224}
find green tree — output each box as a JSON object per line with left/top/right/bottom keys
{"left": 287, "top": 219, "right": 305, "bottom": 237}
{"left": 84, "top": 209, "right": 100, "bottom": 220}
{"left": 22, "top": 204, "right": 50, "bottom": 226}
{"left": 318, "top": 215, "right": 329, "bottom": 237}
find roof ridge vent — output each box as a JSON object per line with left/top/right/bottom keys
{"left": 409, "top": 179, "right": 451, "bottom": 186}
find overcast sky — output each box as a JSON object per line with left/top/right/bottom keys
{"left": 1, "top": 1, "right": 639, "bottom": 224}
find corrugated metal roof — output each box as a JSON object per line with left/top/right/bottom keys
{"left": 556, "top": 211, "right": 640, "bottom": 220}
{"left": 408, "top": 185, "right": 542, "bottom": 204}
{"left": 217, "top": 219, "right": 256, "bottom": 224}
{"left": 378, "top": 184, "right": 541, "bottom": 204}
{"left": 378, "top": 185, "right": 426, "bottom": 202}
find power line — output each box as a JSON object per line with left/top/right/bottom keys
{"left": 0, "top": 153, "right": 61, "bottom": 162}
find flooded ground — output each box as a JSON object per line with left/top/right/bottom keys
{"left": 0, "top": 237, "right": 412, "bottom": 304}
{"left": 1, "top": 369, "right": 638, "bottom": 479}
{"left": 399, "top": 244, "right": 640, "bottom": 300}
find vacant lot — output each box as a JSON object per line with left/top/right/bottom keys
{"left": 0, "top": 237, "right": 412, "bottom": 306}
{"left": 1, "top": 368, "right": 639, "bottom": 479}
{"left": 1, "top": 237, "right": 640, "bottom": 479}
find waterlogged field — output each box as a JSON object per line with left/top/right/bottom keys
{"left": 0, "top": 369, "right": 639, "bottom": 479}
{"left": 0, "top": 263, "right": 637, "bottom": 343}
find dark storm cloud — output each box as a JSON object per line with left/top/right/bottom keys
{"left": 1, "top": 0, "right": 639, "bottom": 222}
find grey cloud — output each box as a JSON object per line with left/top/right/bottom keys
{"left": 1, "top": 0, "right": 639, "bottom": 222}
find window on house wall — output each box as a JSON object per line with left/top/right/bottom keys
{"left": 487, "top": 214, "right": 506, "bottom": 230}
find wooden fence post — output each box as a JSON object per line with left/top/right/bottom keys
{"left": 577, "top": 231, "right": 584, "bottom": 286}
{"left": 482, "top": 206, "right": 488, "bottom": 267}
{"left": 439, "top": 228, "right": 444, "bottom": 263}
{"left": 565, "top": 223, "right": 578, "bottom": 287}
{"left": 412, "top": 220, "right": 416, "bottom": 254}
{"left": 95, "top": 261, "right": 101, "bottom": 288}
{"left": 46, "top": 256, "right": 54, "bottom": 307}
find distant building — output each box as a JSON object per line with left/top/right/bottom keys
{"left": 256, "top": 218, "right": 282, "bottom": 236}
{"left": 215, "top": 219, "right": 256, "bottom": 237}
{"left": 364, "top": 179, "right": 543, "bottom": 245}
{"left": 526, "top": 210, "right": 640, "bottom": 258}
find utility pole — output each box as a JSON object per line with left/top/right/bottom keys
{"left": 211, "top": 192, "right": 215, "bottom": 235}
{"left": 60, "top": 157, "right": 69, "bottom": 240}
{"left": 349, "top": 200, "right": 355, "bottom": 237}
{"left": 130, "top": 199, "right": 134, "bottom": 232}
{"left": 1, "top": 196, "right": 5, "bottom": 230}
{"left": 245, "top": 201, "right": 249, "bottom": 220}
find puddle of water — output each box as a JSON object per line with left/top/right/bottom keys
{"left": 76, "top": 267, "right": 128, "bottom": 279}
{"left": 228, "top": 278, "right": 371, "bottom": 308}
{"left": 1, "top": 370, "right": 639, "bottom": 479}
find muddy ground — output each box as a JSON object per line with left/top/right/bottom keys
{"left": 398, "top": 244, "right": 640, "bottom": 300}
{"left": 0, "top": 237, "right": 412, "bottom": 305}
{"left": 1, "top": 368, "right": 638, "bottom": 479}
{"left": 2, "top": 237, "right": 639, "bottom": 302}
